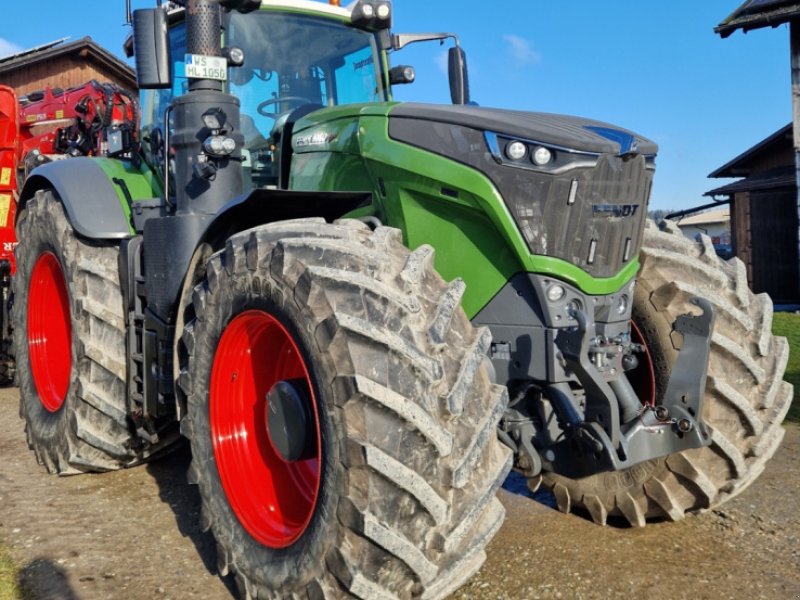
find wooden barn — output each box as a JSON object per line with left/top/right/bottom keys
{"left": 705, "top": 125, "right": 799, "bottom": 303}
{"left": 714, "top": 0, "right": 800, "bottom": 304}
{"left": 0, "top": 37, "right": 135, "bottom": 98}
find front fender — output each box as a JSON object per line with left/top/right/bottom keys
{"left": 197, "top": 187, "right": 372, "bottom": 249}
{"left": 19, "top": 158, "right": 156, "bottom": 239}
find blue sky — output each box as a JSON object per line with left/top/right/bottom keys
{"left": 0, "top": 1, "right": 792, "bottom": 210}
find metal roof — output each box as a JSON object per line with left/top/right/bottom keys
{"left": 0, "top": 37, "right": 134, "bottom": 84}
{"left": 705, "top": 165, "right": 796, "bottom": 196}
{"left": 0, "top": 38, "right": 68, "bottom": 63}
{"left": 716, "top": 0, "right": 800, "bottom": 38}
{"left": 676, "top": 207, "right": 731, "bottom": 226}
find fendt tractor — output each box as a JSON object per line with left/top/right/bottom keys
{"left": 13, "top": 0, "right": 792, "bottom": 598}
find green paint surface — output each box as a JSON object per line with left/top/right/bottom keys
{"left": 289, "top": 107, "right": 639, "bottom": 316}
{"left": 94, "top": 158, "right": 164, "bottom": 235}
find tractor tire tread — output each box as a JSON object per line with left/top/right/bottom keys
{"left": 14, "top": 190, "right": 176, "bottom": 473}
{"left": 540, "top": 219, "right": 792, "bottom": 526}
{"left": 181, "top": 220, "right": 511, "bottom": 598}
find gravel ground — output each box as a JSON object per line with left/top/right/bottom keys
{"left": 0, "top": 385, "right": 798, "bottom": 600}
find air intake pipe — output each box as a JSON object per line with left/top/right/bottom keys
{"left": 172, "top": 0, "right": 244, "bottom": 215}
{"left": 186, "top": 0, "right": 222, "bottom": 92}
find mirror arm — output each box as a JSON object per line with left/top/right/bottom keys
{"left": 391, "top": 32, "right": 460, "bottom": 51}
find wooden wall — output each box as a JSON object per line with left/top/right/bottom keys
{"left": 0, "top": 55, "right": 135, "bottom": 96}
{"left": 748, "top": 145, "right": 794, "bottom": 175}
{"left": 749, "top": 188, "right": 799, "bottom": 303}
{"left": 734, "top": 188, "right": 799, "bottom": 302}
{"left": 732, "top": 191, "right": 752, "bottom": 284}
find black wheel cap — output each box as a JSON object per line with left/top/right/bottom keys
{"left": 266, "top": 378, "right": 316, "bottom": 462}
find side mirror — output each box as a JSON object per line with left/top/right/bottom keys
{"left": 133, "top": 8, "right": 172, "bottom": 89}
{"left": 448, "top": 46, "right": 470, "bottom": 105}
{"left": 389, "top": 65, "right": 416, "bottom": 86}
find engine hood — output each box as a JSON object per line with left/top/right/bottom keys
{"left": 389, "top": 103, "right": 658, "bottom": 157}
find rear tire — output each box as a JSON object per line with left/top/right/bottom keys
{"left": 540, "top": 220, "right": 793, "bottom": 526}
{"left": 14, "top": 190, "right": 160, "bottom": 473}
{"left": 180, "top": 219, "right": 512, "bottom": 599}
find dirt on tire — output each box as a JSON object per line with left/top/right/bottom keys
{"left": 541, "top": 221, "right": 793, "bottom": 527}
{"left": 179, "top": 222, "right": 511, "bottom": 598}
{"left": 1, "top": 385, "right": 799, "bottom": 599}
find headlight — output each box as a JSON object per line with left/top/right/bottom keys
{"left": 546, "top": 284, "right": 566, "bottom": 302}
{"left": 617, "top": 294, "right": 629, "bottom": 315}
{"left": 202, "top": 108, "right": 228, "bottom": 131}
{"left": 532, "top": 146, "right": 553, "bottom": 166}
{"left": 204, "top": 136, "right": 236, "bottom": 157}
{"left": 376, "top": 2, "right": 391, "bottom": 19}
{"left": 361, "top": 3, "right": 375, "bottom": 17}
{"left": 224, "top": 46, "right": 245, "bottom": 67}
{"left": 506, "top": 140, "right": 527, "bottom": 161}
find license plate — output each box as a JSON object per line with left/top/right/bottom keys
{"left": 185, "top": 54, "right": 228, "bottom": 81}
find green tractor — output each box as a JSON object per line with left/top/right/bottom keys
{"left": 13, "top": 0, "right": 792, "bottom": 597}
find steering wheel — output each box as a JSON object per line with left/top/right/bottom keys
{"left": 257, "top": 96, "right": 313, "bottom": 118}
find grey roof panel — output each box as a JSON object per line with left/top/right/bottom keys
{"left": 716, "top": 0, "right": 800, "bottom": 37}
{"left": 743, "top": 0, "right": 794, "bottom": 14}
{"left": 0, "top": 37, "right": 134, "bottom": 81}
{"left": 705, "top": 165, "right": 796, "bottom": 196}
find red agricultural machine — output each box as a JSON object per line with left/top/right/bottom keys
{"left": 0, "top": 80, "right": 137, "bottom": 382}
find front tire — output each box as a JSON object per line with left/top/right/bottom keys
{"left": 181, "top": 219, "right": 512, "bottom": 599}
{"left": 540, "top": 220, "right": 793, "bottom": 526}
{"left": 14, "top": 190, "right": 156, "bottom": 473}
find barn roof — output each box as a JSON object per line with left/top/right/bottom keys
{"left": 705, "top": 165, "right": 796, "bottom": 196}
{"left": 0, "top": 37, "right": 135, "bottom": 90}
{"left": 716, "top": 0, "right": 800, "bottom": 38}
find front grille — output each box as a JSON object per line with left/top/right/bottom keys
{"left": 502, "top": 153, "right": 652, "bottom": 278}
{"left": 389, "top": 117, "right": 653, "bottom": 279}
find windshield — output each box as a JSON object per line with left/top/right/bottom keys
{"left": 227, "top": 11, "right": 386, "bottom": 142}
{"left": 139, "top": 11, "right": 386, "bottom": 192}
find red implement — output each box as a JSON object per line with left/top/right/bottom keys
{"left": 0, "top": 81, "right": 137, "bottom": 275}
{"left": 0, "top": 85, "right": 18, "bottom": 274}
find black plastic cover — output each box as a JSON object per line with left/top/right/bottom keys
{"left": 389, "top": 110, "right": 653, "bottom": 278}
{"left": 132, "top": 9, "right": 172, "bottom": 90}
{"left": 390, "top": 103, "right": 658, "bottom": 156}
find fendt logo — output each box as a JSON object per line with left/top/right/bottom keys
{"left": 592, "top": 204, "right": 640, "bottom": 218}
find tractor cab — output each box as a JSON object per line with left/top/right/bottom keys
{"left": 132, "top": 0, "right": 466, "bottom": 191}
{"left": 135, "top": 1, "right": 389, "bottom": 192}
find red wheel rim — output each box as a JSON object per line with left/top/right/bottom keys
{"left": 210, "top": 310, "right": 321, "bottom": 548}
{"left": 28, "top": 252, "right": 72, "bottom": 413}
{"left": 628, "top": 320, "right": 656, "bottom": 407}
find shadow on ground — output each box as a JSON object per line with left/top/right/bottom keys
{"left": 18, "top": 559, "right": 79, "bottom": 600}
{"left": 145, "top": 445, "right": 238, "bottom": 598}
{"left": 501, "top": 471, "right": 557, "bottom": 508}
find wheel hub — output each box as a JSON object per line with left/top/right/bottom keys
{"left": 267, "top": 379, "right": 316, "bottom": 463}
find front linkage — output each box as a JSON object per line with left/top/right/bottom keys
{"left": 499, "top": 288, "right": 715, "bottom": 480}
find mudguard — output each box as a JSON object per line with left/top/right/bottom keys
{"left": 19, "top": 158, "right": 142, "bottom": 239}
{"left": 197, "top": 187, "right": 373, "bottom": 249}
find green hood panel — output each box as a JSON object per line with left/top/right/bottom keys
{"left": 287, "top": 103, "right": 641, "bottom": 317}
